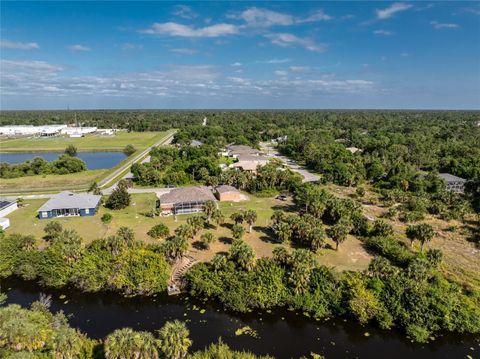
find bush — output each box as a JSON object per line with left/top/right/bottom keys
{"left": 105, "top": 186, "right": 130, "bottom": 210}
{"left": 101, "top": 213, "right": 113, "bottom": 224}
{"left": 147, "top": 223, "right": 170, "bottom": 239}
{"left": 364, "top": 236, "right": 414, "bottom": 266}
{"left": 123, "top": 144, "right": 136, "bottom": 156}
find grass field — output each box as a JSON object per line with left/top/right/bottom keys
{"left": 0, "top": 131, "right": 165, "bottom": 152}
{"left": 5, "top": 192, "right": 373, "bottom": 271}
{"left": 0, "top": 131, "right": 171, "bottom": 193}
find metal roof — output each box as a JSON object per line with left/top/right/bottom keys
{"left": 0, "top": 198, "right": 15, "bottom": 211}
{"left": 438, "top": 173, "right": 466, "bottom": 183}
{"left": 38, "top": 191, "right": 102, "bottom": 212}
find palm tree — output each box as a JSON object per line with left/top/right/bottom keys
{"left": 157, "top": 320, "right": 192, "bottom": 359}
{"left": 310, "top": 200, "right": 326, "bottom": 219}
{"left": 200, "top": 232, "right": 215, "bottom": 249}
{"left": 308, "top": 227, "right": 326, "bottom": 251}
{"left": 270, "top": 210, "right": 285, "bottom": 226}
{"left": 104, "top": 328, "right": 159, "bottom": 359}
{"left": 406, "top": 223, "right": 434, "bottom": 251}
{"left": 242, "top": 209, "right": 257, "bottom": 233}
{"left": 229, "top": 239, "right": 255, "bottom": 271}
{"left": 186, "top": 216, "right": 204, "bottom": 237}
{"left": 289, "top": 249, "right": 317, "bottom": 294}
{"left": 175, "top": 224, "right": 194, "bottom": 240}
{"left": 88, "top": 181, "right": 102, "bottom": 195}
{"left": 231, "top": 224, "right": 245, "bottom": 240}
{"left": 51, "top": 327, "right": 92, "bottom": 359}
{"left": 274, "top": 221, "right": 292, "bottom": 243}
{"left": 211, "top": 209, "right": 225, "bottom": 228}
{"left": 327, "top": 223, "right": 349, "bottom": 250}
{"left": 203, "top": 200, "right": 216, "bottom": 222}
{"left": 230, "top": 212, "right": 244, "bottom": 225}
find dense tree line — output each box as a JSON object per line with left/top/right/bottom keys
{"left": 186, "top": 240, "right": 480, "bottom": 343}
{"left": 0, "top": 154, "right": 87, "bottom": 178}
{"left": 0, "top": 226, "right": 170, "bottom": 296}
{"left": 0, "top": 300, "right": 271, "bottom": 358}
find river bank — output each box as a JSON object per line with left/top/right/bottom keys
{"left": 2, "top": 277, "right": 478, "bottom": 359}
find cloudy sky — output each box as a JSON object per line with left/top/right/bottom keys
{"left": 1, "top": 1, "right": 479, "bottom": 109}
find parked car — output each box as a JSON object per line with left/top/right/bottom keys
{"left": 276, "top": 194, "right": 288, "bottom": 201}
{"left": 166, "top": 184, "right": 176, "bottom": 188}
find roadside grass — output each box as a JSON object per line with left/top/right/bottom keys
{"left": 5, "top": 193, "right": 373, "bottom": 272}
{"left": 0, "top": 131, "right": 172, "bottom": 193}
{"left": 0, "top": 131, "right": 164, "bottom": 152}
{"left": 0, "top": 170, "right": 108, "bottom": 193}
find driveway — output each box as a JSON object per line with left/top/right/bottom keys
{"left": 261, "top": 142, "right": 320, "bottom": 183}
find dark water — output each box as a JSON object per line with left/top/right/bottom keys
{"left": 0, "top": 152, "right": 126, "bottom": 170}
{"left": 3, "top": 278, "right": 478, "bottom": 358}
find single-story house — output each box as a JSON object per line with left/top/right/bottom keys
{"left": 232, "top": 155, "right": 269, "bottom": 174}
{"left": 0, "top": 198, "right": 18, "bottom": 217}
{"left": 438, "top": 173, "right": 466, "bottom": 193}
{"left": 215, "top": 185, "right": 243, "bottom": 202}
{"left": 0, "top": 218, "right": 10, "bottom": 230}
{"left": 38, "top": 191, "right": 102, "bottom": 219}
{"left": 157, "top": 186, "right": 216, "bottom": 215}
{"left": 190, "top": 140, "right": 204, "bottom": 147}
{"left": 226, "top": 145, "right": 261, "bottom": 158}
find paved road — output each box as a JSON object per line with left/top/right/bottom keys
{"left": 99, "top": 130, "right": 175, "bottom": 188}
{"left": 261, "top": 142, "right": 320, "bottom": 183}
{"left": 4, "top": 131, "right": 176, "bottom": 200}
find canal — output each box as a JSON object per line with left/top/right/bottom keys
{"left": 2, "top": 277, "right": 478, "bottom": 358}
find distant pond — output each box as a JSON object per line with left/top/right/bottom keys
{"left": 0, "top": 151, "right": 126, "bottom": 170}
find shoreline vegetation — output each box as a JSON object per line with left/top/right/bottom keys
{"left": 0, "top": 298, "right": 272, "bottom": 359}
{"left": 1, "top": 110, "right": 479, "bottom": 356}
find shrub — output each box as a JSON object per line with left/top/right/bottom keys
{"left": 105, "top": 186, "right": 130, "bottom": 210}
{"left": 123, "top": 144, "right": 136, "bottom": 156}
{"left": 147, "top": 223, "right": 170, "bottom": 239}
{"left": 101, "top": 213, "right": 113, "bottom": 224}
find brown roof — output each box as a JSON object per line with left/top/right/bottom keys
{"left": 216, "top": 185, "right": 239, "bottom": 194}
{"left": 158, "top": 186, "right": 216, "bottom": 204}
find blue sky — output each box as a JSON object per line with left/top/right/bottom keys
{"left": 1, "top": 1, "right": 479, "bottom": 109}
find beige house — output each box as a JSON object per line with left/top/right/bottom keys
{"left": 215, "top": 185, "right": 243, "bottom": 202}
{"left": 157, "top": 186, "right": 216, "bottom": 215}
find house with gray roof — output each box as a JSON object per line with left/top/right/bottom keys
{"left": 38, "top": 191, "right": 102, "bottom": 219}
{"left": 157, "top": 186, "right": 216, "bottom": 215}
{"left": 438, "top": 173, "right": 467, "bottom": 193}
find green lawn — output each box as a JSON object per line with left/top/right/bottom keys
{"left": 0, "top": 131, "right": 165, "bottom": 152}
{"left": 5, "top": 193, "right": 372, "bottom": 271}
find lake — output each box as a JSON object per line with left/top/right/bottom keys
{"left": 3, "top": 277, "right": 478, "bottom": 359}
{"left": 0, "top": 151, "right": 126, "bottom": 170}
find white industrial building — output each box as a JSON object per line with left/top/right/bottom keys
{"left": 0, "top": 125, "right": 67, "bottom": 137}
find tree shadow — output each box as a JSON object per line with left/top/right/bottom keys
{"left": 219, "top": 236, "right": 233, "bottom": 245}
{"left": 220, "top": 223, "right": 233, "bottom": 230}
{"left": 271, "top": 204, "right": 299, "bottom": 213}
{"left": 252, "top": 225, "right": 278, "bottom": 244}
{"left": 192, "top": 241, "right": 207, "bottom": 250}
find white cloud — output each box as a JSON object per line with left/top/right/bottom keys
{"left": 1, "top": 59, "right": 375, "bottom": 101}
{"left": 120, "top": 43, "right": 143, "bottom": 50}
{"left": 289, "top": 66, "right": 310, "bottom": 72}
{"left": 231, "top": 62, "right": 242, "bottom": 67}
{"left": 376, "top": 3, "right": 413, "bottom": 19}
{"left": 171, "top": 48, "right": 197, "bottom": 55}
{"left": 266, "top": 33, "right": 327, "bottom": 52}
{"left": 231, "top": 7, "right": 332, "bottom": 27}
{"left": 140, "top": 22, "right": 239, "bottom": 37}
{"left": 234, "top": 7, "right": 294, "bottom": 27}
{"left": 0, "top": 39, "right": 39, "bottom": 50}
{"left": 173, "top": 5, "right": 198, "bottom": 19}
{"left": 373, "top": 29, "right": 394, "bottom": 36}
{"left": 262, "top": 58, "right": 291, "bottom": 64}
{"left": 430, "top": 21, "right": 459, "bottom": 29}
{"left": 298, "top": 10, "right": 333, "bottom": 23}
{"left": 67, "top": 44, "right": 91, "bottom": 52}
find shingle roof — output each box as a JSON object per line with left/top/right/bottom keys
{"left": 216, "top": 185, "right": 239, "bottom": 194}
{"left": 38, "top": 191, "right": 102, "bottom": 212}
{"left": 159, "top": 186, "right": 216, "bottom": 204}
{"left": 0, "top": 198, "right": 15, "bottom": 211}
{"left": 438, "top": 173, "right": 466, "bottom": 183}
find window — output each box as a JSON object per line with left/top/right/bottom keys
{"left": 41, "top": 212, "right": 48, "bottom": 218}
{"left": 85, "top": 208, "right": 90, "bottom": 214}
